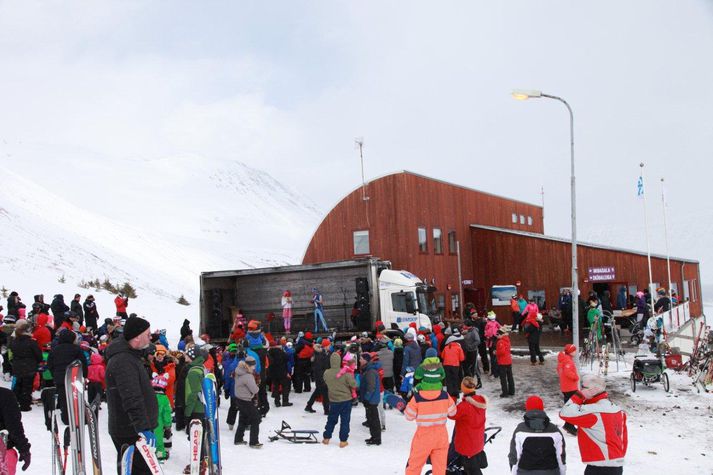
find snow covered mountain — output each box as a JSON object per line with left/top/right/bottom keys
{"left": 0, "top": 140, "right": 322, "bottom": 325}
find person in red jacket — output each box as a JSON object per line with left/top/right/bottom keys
{"left": 31, "top": 313, "right": 52, "bottom": 348}
{"left": 495, "top": 326, "right": 514, "bottom": 397}
{"left": 441, "top": 335, "right": 465, "bottom": 398}
{"left": 114, "top": 294, "right": 128, "bottom": 318}
{"left": 559, "top": 374, "right": 627, "bottom": 474}
{"left": 448, "top": 376, "right": 487, "bottom": 475}
{"left": 557, "top": 344, "right": 579, "bottom": 435}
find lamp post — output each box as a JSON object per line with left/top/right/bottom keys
{"left": 512, "top": 90, "right": 579, "bottom": 357}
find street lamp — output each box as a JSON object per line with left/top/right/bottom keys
{"left": 512, "top": 89, "right": 579, "bottom": 357}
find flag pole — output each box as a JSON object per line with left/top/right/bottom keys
{"left": 639, "top": 163, "right": 654, "bottom": 297}
{"left": 661, "top": 178, "right": 673, "bottom": 300}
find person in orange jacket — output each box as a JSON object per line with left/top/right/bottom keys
{"left": 441, "top": 333, "right": 465, "bottom": 398}
{"left": 495, "top": 326, "right": 514, "bottom": 398}
{"left": 404, "top": 386, "right": 457, "bottom": 475}
{"left": 557, "top": 344, "right": 579, "bottom": 435}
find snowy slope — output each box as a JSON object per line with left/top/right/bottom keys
{"left": 0, "top": 140, "right": 322, "bottom": 330}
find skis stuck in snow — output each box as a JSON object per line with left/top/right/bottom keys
{"left": 85, "top": 395, "right": 102, "bottom": 475}
{"left": 202, "top": 372, "right": 222, "bottom": 474}
{"left": 65, "top": 359, "right": 87, "bottom": 475}
{"left": 189, "top": 419, "right": 203, "bottom": 475}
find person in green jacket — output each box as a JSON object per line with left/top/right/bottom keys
{"left": 184, "top": 345, "right": 207, "bottom": 420}
{"left": 151, "top": 373, "right": 173, "bottom": 460}
{"left": 414, "top": 348, "right": 446, "bottom": 391}
{"left": 586, "top": 298, "right": 603, "bottom": 342}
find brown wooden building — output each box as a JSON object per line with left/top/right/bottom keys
{"left": 302, "top": 171, "right": 703, "bottom": 320}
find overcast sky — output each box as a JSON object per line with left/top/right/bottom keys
{"left": 2, "top": 1, "right": 712, "bottom": 281}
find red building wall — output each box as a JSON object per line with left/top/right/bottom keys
{"left": 303, "top": 171, "right": 544, "bottom": 316}
{"left": 470, "top": 226, "right": 703, "bottom": 321}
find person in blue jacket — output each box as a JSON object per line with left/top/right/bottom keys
{"left": 401, "top": 333, "right": 423, "bottom": 376}
{"left": 359, "top": 353, "right": 382, "bottom": 446}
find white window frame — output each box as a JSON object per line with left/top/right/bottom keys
{"left": 520, "top": 215, "right": 525, "bottom": 224}
{"left": 527, "top": 216, "right": 533, "bottom": 226}
{"left": 353, "top": 230, "right": 370, "bottom": 255}
{"left": 433, "top": 227, "right": 443, "bottom": 254}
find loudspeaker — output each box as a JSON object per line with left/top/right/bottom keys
{"left": 356, "top": 277, "right": 369, "bottom": 297}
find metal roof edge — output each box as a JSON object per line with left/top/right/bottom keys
{"left": 202, "top": 257, "right": 389, "bottom": 278}
{"left": 469, "top": 224, "right": 700, "bottom": 264}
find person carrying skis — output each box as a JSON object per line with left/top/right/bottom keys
{"left": 557, "top": 344, "right": 579, "bottom": 435}
{"left": 0, "top": 387, "right": 31, "bottom": 472}
{"left": 448, "top": 376, "right": 487, "bottom": 475}
{"left": 559, "top": 374, "right": 628, "bottom": 474}
{"left": 508, "top": 395, "right": 566, "bottom": 475}
{"left": 105, "top": 316, "right": 158, "bottom": 475}
{"left": 404, "top": 378, "right": 457, "bottom": 474}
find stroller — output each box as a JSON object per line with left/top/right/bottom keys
{"left": 425, "top": 426, "right": 502, "bottom": 475}
{"left": 631, "top": 355, "right": 670, "bottom": 392}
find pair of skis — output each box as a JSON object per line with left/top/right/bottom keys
{"left": 120, "top": 436, "right": 164, "bottom": 475}
{"left": 187, "top": 372, "right": 222, "bottom": 475}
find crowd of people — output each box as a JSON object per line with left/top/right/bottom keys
{"left": 0, "top": 289, "right": 633, "bottom": 475}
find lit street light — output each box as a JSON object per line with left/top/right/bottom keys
{"left": 512, "top": 89, "right": 579, "bottom": 362}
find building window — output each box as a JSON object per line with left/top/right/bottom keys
{"left": 520, "top": 215, "right": 525, "bottom": 224}
{"left": 448, "top": 231, "right": 457, "bottom": 255}
{"left": 353, "top": 230, "right": 369, "bottom": 255}
{"left": 433, "top": 227, "right": 443, "bottom": 254}
{"left": 418, "top": 226, "right": 428, "bottom": 252}
{"left": 451, "top": 292, "right": 460, "bottom": 317}
{"left": 512, "top": 213, "right": 517, "bottom": 224}
{"left": 692, "top": 279, "right": 698, "bottom": 302}
{"left": 527, "top": 216, "right": 533, "bottom": 226}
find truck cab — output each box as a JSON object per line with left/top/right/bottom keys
{"left": 377, "top": 269, "right": 432, "bottom": 331}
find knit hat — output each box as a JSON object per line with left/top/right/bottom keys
{"left": 154, "top": 344, "right": 167, "bottom": 356}
{"left": 298, "top": 331, "right": 304, "bottom": 338}
{"left": 123, "top": 316, "right": 150, "bottom": 341}
{"left": 581, "top": 374, "right": 606, "bottom": 397}
{"left": 409, "top": 322, "right": 417, "bottom": 329}
{"left": 425, "top": 347, "right": 438, "bottom": 359}
{"left": 244, "top": 355, "right": 257, "bottom": 366}
{"left": 417, "top": 334, "right": 426, "bottom": 343}
{"left": 487, "top": 312, "right": 496, "bottom": 321}
{"left": 227, "top": 343, "right": 238, "bottom": 353}
{"left": 14, "top": 319, "right": 31, "bottom": 335}
{"left": 185, "top": 345, "right": 196, "bottom": 360}
{"left": 321, "top": 339, "right": 331, "bottom": 349}
{"left": 247, "top": 320, "right": 260, "bottom": 331}
{"left": 394, "top": 338, "right": 403, "bottom": 348}
{"left": 461, "top": 376, "right": 477, "bottom": 395}
{"left": 525, "top": 395, "right": 544, "bottom": 411}
{"left": 564, "top": 344, "right": 576, "bottom": 354}
{"left": 404, "top": 332, "right": 415, "bottom": 341}
{"left": 305, "top": 331, "right": 313, "bottom": 340}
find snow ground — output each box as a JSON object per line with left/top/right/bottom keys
{"left": 9, "top": 351, "right": 713, "bottom": 475}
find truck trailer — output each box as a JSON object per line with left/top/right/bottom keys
{"left": 199, "top": 258, "right": 433, "bottom": 339}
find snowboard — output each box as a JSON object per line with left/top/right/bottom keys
{"left": 383, "top": 391, "right": 407, "bottom": 412}
{"left": 202, "top": 373, "right": 222, "bottom": 474}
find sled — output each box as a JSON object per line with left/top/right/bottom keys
{"left": 268, "top": 421, "right": 319, "bottom": 444}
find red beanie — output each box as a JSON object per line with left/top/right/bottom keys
{"left": 305, "top": 331, "right": 313, "bottom": 340}
{"left": 525, "top": 396, "right": 544, "bottom": 411}
{"left": 564, "top": 344, "right": 577, "bottom": 354}
{"left": 409, "top": 322, "right": 417, "bottom": 329}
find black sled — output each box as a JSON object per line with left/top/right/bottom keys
{"left": 268, "top": 421, "right": 319, "bottom": 444}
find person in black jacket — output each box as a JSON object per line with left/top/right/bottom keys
{"left": 47, "top": 329, "right": 87, "bottom": 424}
{"left": 70, "top": 294, "right": 84, "bottom": 326}
{"left": 305, "top": 340, "right": 331, "bottom": 414}
{"left": 268, "top": 344, "right": 292, "bottom": 407}
{"left": 83, "top": 295, "right": 100, "bottom": 332}
{"left": 8, "top": 320, "right": 42, "bottom": 411}
{"left": 179, "top": 319, "right": 192, "bottom": 342}
{"left": 0, "top": 387, "right": 31, "bottom": 471}
{"left": 105, "top": 316, "right": 158, "bottom": 475}
{"left": 33, "top": 294, "right": 51, "bottom": 315}
{"left": 50, "top": 295, "right": 69, "bottom": 323}
{"left": 508, "top": 395, "right": 566, "bottom": 475}
{"left": 6, "top": 292, "right": 22, "bottom": 318}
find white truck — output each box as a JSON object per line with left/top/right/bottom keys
{"left": 199, "top": 258, "right": 432, "bottom": 338}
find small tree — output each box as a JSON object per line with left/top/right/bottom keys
{"left": 58, "top": 274, "right": 66, "bottom": 284}
{"left": 0, "top": 286, "right": 7, "bottom": 299}
{"left": 102, "top": 278, "right": 117, "bottom": 293}
{"left": 177, "top": 294, "right": 190, "bottom": 306}
{"left": 120, "top": 282, "right": 137, "bottom": 299}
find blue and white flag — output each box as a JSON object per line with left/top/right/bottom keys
{"left": 636, "top": 176, "right": 644, "bottom": 198}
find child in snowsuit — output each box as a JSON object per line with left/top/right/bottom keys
{"left": 404, "top": 383, "right": 457, "bottom": 474}
{"left": 337, "top": 351, "right": 358, "bottom": 400}
{"left": 399, "top": 367, "right": 415, "bottom": 399}
{"left": 414, "top": 347, "right": 446, "bottom": 391}
{"left": 86, "top": 352, "right": 106, "bottom": 404}
{"left": 151, "top": 373, "right": 173, "bottom": 460}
